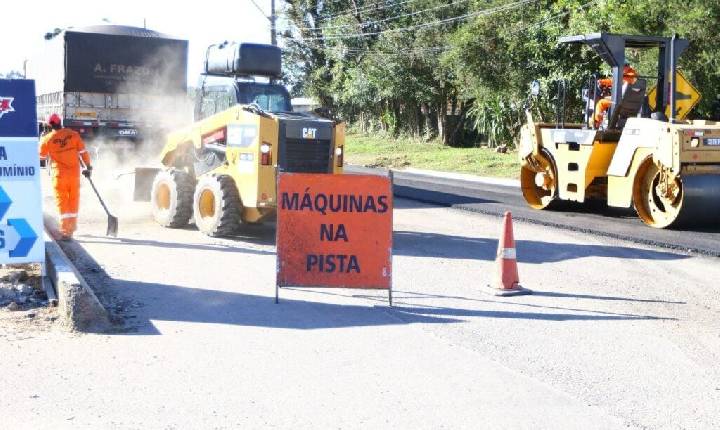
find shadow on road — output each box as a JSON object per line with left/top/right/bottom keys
{"left": 394, "top": 290, "right": 684, "bottom": 305}
{"left": 297, "top": 289, "right": 679, "bottom": 320}
{"left": 530, "top": 290, "right": 685, "bottom": 304}
{"left": 541, "top": 199, "right": 637, "bottom": 218}
{"left": 112, "top": 279, "right": 671, "bottom": 336}
{"left": 79, "top": 235, "right": 275, "bottom": 256}
{"left": 388, "top": 305, "right": 670, "bottom": 323}
{"left": 393, "top": 230, "right": 688, "bottom": 263}
{"left": 79, "top": 227, "right": 688, "bottom": 264}
{"left": 57, "top": 234, "right": 672, "bottom": 336}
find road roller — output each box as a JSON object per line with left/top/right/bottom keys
{"left": 519, "top": 32, "right": 720, "bottom": 228}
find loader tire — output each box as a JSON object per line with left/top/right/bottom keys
{"left": 151, "top": 169, "right": 195, "bottom": 228}
{"left": 193, "top": 175, "right": 242, "bottom": 237}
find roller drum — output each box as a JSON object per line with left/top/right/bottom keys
{"left": 633, "top": 161, "right": 720, "bottom": 228}
{"left": 673, "top": 175, "right": 720, "bottom": 226}
{"left": 520, "top": 151, "right": 558, "bottom": 210}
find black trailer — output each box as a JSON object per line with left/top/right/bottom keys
{"left": 31, "top": 25, "right": 189, "bottom": 151}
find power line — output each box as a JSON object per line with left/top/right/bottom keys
{"left": 298, "top": 0, "right": 535, "bottom": 41}
{"left": 314, "top": 0, "right": 601, "bottom": 58}
{"left": 249, "top": 0, "right": 268, "bottom": 17}
{"left": 322, "top": 0, "right": 426, "bottom": 21}
{"left": 288, "top": 0, "right": 527, "bottom": 55}
{"left": 293, "top": 0, "right": 472, "bottom": 32}
{"left": 250, "top": 0, "right": 278, "bottom": 46}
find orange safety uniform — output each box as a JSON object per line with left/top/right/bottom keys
{"left": 39, "top": 128, "right": 92, "bottom": 237}
{"left": 594, "top": 65, "right": 638, "bottom": 127}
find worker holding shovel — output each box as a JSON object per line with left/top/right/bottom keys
{"left": 39, "top": 113, "right": 93, "bottom": 240}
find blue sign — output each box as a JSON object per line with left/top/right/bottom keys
{"left": 0, "top": 79, "right": 43, "bottom": 264}
{"left": 0, "top": 79, "right": 38, "bottom": 138}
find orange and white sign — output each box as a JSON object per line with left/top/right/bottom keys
{"left": 276, "top": 173, "right": 393, "bottom": 296}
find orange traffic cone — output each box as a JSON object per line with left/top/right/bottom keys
{"left": 485, "top": 211, "right": 532, "bottom": 296}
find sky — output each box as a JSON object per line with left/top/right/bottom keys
{"left": 1, "top": 0, "right": 274, "bottom": 86}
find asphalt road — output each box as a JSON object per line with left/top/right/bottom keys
{"left": 3, "top": 164, "right": 715, "bottom": 429}
{"left": 347, "top": 166, "right": 720, "bottom": 256}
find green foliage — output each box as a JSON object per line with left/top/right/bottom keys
{"left": 283, "top": 0, "right": 720, "bottom": 147}
{"left": 345, "top": 133, "right": 520, "bottom": 177}
{"left": 0, "top": 70, "right": 25, "bottom": 79}
{"left": 469, "top": 95, "right": 524, "bottom": 148}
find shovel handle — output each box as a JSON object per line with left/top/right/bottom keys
{"left": 85, "top": 175, "right": 112, "bottom": 215}
{"left": 79, "top": 158, "right": 114, "bottom": 216}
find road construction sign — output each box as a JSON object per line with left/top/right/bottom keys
{"left": 647, "top": 70, "right": 702, "bottom": 120}
{"left": 276, "top": 173, "right": 393, "bottom": 302}
{"left": 0, "top": 80, "right": 43, "bottom": 264}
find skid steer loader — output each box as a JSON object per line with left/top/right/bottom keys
{"left": 135, "top": 42, "right": 344, "bottom": 236}
{"left": 519, "top": 33, "right": 720, "bottom": 228}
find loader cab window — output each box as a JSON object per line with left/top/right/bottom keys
{"left": 196, "top": 76, "right": 238, "bottom": 120}
{"left": 236, "top": 82, "right": 292, "bottom": 113}
{"left": 195, "top": 76, "right": 293, "bottom": 120}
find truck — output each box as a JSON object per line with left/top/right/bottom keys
{"left": 136, "top": 42, "right": 345, "bottom": 237}
{"left": 29, "top": 24, "right": 189, "bottom": 154}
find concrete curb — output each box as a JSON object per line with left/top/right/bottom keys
{"left": 44, "top": 223, "right": 111, "bottom": 333}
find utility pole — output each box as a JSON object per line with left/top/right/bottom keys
{"left": 251, "top": 0, "right": 278, "bottom": 46}
{"left": 270, "top": 0, "right": 277, "bottom": 46}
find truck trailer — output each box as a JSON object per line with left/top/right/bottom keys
{"left": 29, "top": 24, "right": 189, "bottom": 154}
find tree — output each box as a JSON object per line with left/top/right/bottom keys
{"left": 283, "top": 0, "right": 720, "bottom": 147}
{"left": 0, "top": 70, "right": 25, "bottom": 79}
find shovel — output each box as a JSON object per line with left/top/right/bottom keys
{"left": 85, "top": 175, "right": 119, "bottom": 237}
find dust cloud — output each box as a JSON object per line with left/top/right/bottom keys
{"left": 77, "top": 43, "right": 196, "bottom": 223}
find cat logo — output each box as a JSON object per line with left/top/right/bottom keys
{"left": 0, "top": 97, "right": 15, "bottom": 119}
{"left": 302, "top": 127, "right": 317, "bottom": 139}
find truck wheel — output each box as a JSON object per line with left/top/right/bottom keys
{"left": 151, "top": 169, "right": 195, "bottom": 228}
{"left": 193, "top": 175, "right": 242, "bottom": 237}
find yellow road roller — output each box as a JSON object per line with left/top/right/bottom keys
{"left": 135, "top": 42, "right": 344, "bottom": 236}
{"left": 519, "top": 33, "right": 720, "bottom": 228}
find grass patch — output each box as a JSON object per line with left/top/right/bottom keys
{"left": 345, "top": 133, "right": 519, "bottom": 178}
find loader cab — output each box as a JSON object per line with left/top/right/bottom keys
{"left": 195, "top": 41, "right": 292, "bottom": 120}
{"left": 559, "top": 33, "right": 688, "bottom": 131}
{"left": 194, "top": 75, "right": 292, "bottom": 121}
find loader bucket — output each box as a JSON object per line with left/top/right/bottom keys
{"left": 134, "top": 167, "right": 161, "bottom": 202}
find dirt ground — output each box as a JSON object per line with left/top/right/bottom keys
{"left": 0, "top": 263, "right": 59, "bottom": 340}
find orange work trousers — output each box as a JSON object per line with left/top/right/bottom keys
{"left": 594, "top": 97, "right": 612, "bottom": 127}
{"left": 53, "top": 172, "right": 81, "bottom": 236}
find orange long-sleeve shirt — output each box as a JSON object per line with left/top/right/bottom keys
{"left": 39, "top": 128, "right": 91, "bottom": 176}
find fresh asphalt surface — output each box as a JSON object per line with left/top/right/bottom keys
{"left": 347, "top": 166, "right": 720, "bottom": 256}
